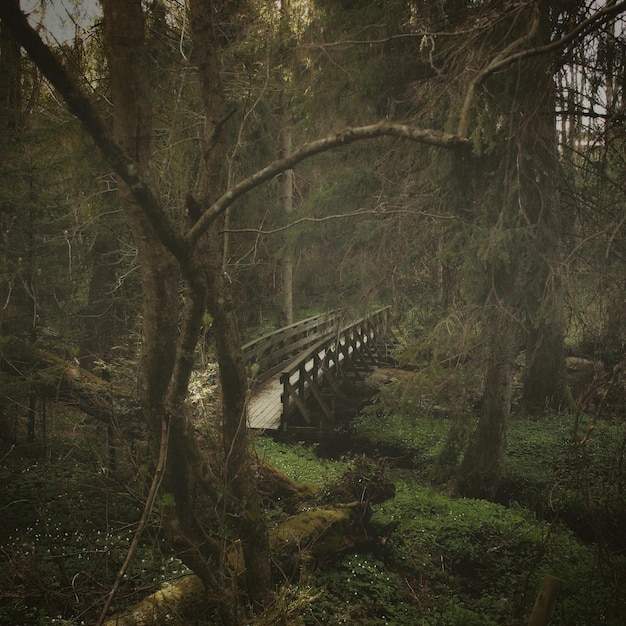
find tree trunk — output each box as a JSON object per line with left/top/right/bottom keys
{"left": 0, "top": 0, "right": 22, "bottom": 132}
{"left": 458, "top": 3, "right": 574, "bottom": 496}
{"left": 519, "top": 2, "right": 573, "bottom": 414}
{"left": 523, "top": 319, "right": 572, "bottom": 413}
{"left": 280, "top": 121, "right": 295, "bottom": 327}
{"left": 102, "top": 0, "right": 227, "bottom": 610}
{"left": 79, "top": 213, "right": 130, "bottom": 372}
{"left": 102, "top": 0, "right": 179, "bottom": 443}
{"left": 278, "top": 1, "right": 295, "bottom": 327}
{"left": 0, "top": 4, "right": 30, "bottom": 343}
{"left": 458, "top": 306, "right": 515, "bottom": 499}
{"left": 188, "top": 0, "right": 273, "bottom": 611}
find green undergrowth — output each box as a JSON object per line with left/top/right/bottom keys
{"left": 0, "top": 438, "right": 189, "bottom": 625}
{"left": 352, "top": 408, "right": 626, "bottom": 538}
{"left": 252, "top": 435, "right": 349, "bottom": 486}
{"left": 350, "top": 409, "right": 453, "bottom": 471}
{"left": 371, "top": 472, "right": 625, "bottom": 625}
{"left": 259, "top": 437, "right": 626, "bottom": 625}
{"left": 2, "top": 411, "right": 624, "bottom": 625}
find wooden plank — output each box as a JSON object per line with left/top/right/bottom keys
{"left": 241, "top": 311, "right": 340, "bottom": 374}
{"left": 282, "top": 378, "right": 312, "bottom": 424}
{"left": 301, "top": 366, "right": 334, "bottom": 423}
{"left": 247, "top": 377, "right": 283, "bottom": 430}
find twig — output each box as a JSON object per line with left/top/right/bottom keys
{"left": 221, "top": 207, "right": 459, "bottom": 236}
{"left": 95, "top": 413, "right": 170, "bottom": 626}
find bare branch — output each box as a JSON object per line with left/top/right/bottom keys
{"left": 186, "top": 123, "right": 469, "bottom": 247}
{"left": 222, "top": 207, "right": 460, "bottom": 236}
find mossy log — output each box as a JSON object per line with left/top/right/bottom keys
{"left": 254, "top": 455, "right": 318, "bottom": 512}
{"left": 103, "top": 575, "right": 207, "bottom": 626}
{"left": 271, "top": 506, "right": 370, "bottom": 576}
{"left": 106, "top": 505, "right": 377, "bottom": 625}
{"left": 1, "top": 338, "right": 117, "bottom": 422}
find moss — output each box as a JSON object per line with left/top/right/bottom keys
{"left": 270, "top": 508, "right": 359, "bottom": 576}
{"left": 104, "top": 575, "right": 206, "bottom": 626}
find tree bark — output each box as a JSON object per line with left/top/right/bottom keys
{"left": 0, "top": 0, "right": 22, "bottom": 132}
{"left": 278, "top": 4, "right": 295, "bottom": 327}
{"left": 528, "top": 574, "right": 563, "bottom": 626}
{"left": 101, "top": 0, "right": 228, "bottom": 614}
{"left": 458, "top": 2, "right": 575, "bottom": 497}
{"left": 280, "top": 120, "right": 295, "bottom": 327}
{"left": 102, "top": 0, "right": 179, "bottom": 444}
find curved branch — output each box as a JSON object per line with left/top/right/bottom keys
{"left": 186, "top": 123, "right": 469, "bottom": 247}
{"left": 1, "top": 3, "right": 469, "bottom": 259}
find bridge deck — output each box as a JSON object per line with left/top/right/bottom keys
{"left": 244, "top": 307, "right": 395, "bottom": 431}
{"left": 247, "top": 376, "right": 283, "bottom": 430}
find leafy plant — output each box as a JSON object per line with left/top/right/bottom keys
{"left": 306, "top": 553, "right": 422, "bottom": 625}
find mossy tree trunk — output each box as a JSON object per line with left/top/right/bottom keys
{"left": 458, "top": 2, "right": 575, "bottom": 497}
{"left": 102, "top": 0, "right": 273, "bottom": 617}
{"left": 101, "top": 0, "right": 226, "bottom": 601}
{"left": 187, "top": 0, "right": 273, "bottom": 611}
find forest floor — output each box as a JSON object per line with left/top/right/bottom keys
{"left": 254, "top": 406, "right": 626, "bottom": 625}
{"left": 0, "top": 399, "right": 625, "bottom": 625}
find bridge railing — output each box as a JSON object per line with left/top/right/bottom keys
{"left": 279, "top": 306, "right": 394, "bottom": 431}
{"left": 241, "top": 310, "right": 341, "bottom": 381}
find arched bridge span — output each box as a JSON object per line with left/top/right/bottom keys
{"left": 242, "top": 307, "right": 396, "bottom": 433}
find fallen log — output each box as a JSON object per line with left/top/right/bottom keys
{"left": 254, "top": 455, "right": 318, "bottom": 513}
{"left": 105, "top": 457, "right": 396, "bottom": 625}
{"left": 1, "top": 337, "right": 117, "bottom": 423}
{"left": 103, "top": 575, "right": 206, "bottom": 626}
{"left": 105, "top": 505, "right": 374, "bottom": 626}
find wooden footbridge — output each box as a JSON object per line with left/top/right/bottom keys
{"left": 242, "top": 307, "right": 396, "bottom": 433}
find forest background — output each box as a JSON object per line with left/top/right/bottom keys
{"left": 0, "top": 0, "right": 625, "bottom": 624}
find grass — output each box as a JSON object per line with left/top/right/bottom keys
{"left": 350, "top": 409, "right": 451, "bottom": 470}
{"left": 258, "top": 412, "right": 626, "bottom": 625}
{"left": 252, "top": 435, "right": 348, "bottom": 486}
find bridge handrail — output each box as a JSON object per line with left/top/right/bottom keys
{"left": 277, "top": 306, "right": 393, "bottom": 428}
{"left": 241, "top": 310, "right": 341, "bottom": 380}
{"left": 279, "top": 306, "right": 392, "bottom": 380}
